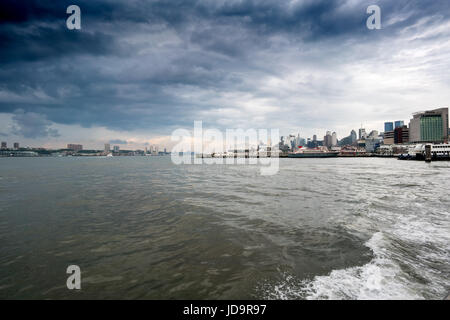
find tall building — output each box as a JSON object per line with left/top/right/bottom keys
{"left": 324, "top": 131, "right": 332, "bottom": 148}
{"left": 313, "top": 135, "right": 317, "bottom": 142}
{"left": 295, "top": 134, "right": 300, "bottom": 148}
{"left": 384, "top": 122, "right": 394, "bottom": 132}
{"left": 67, "top": 144, "right": 82, "bottom": 151}
{"left": 104, "top": 143, "right": 110, "bottom": 152}
{"left": 113, "top": 146, "right": 120, "bottom": 152}
{"left": 394, "top": 125, "right": 409, "bottom": 144}
{"left": 331, "top": 132, "right": 337, "bottom": 147}
{"left": 13, "top": 142, "right": 19, "bottom": 150}
{"left": 350, "top": 130, "right": 357, "bottom": 144}
{"left": 338, "top": 130, "right": 358, "bottom": 146}
{"left": 1, "top": 142, "right": 6, "bottom": 149}
{"left": 359, "top": 128, "right": 366, "bottom": 140}
{"left": 409, "top": 108, "right": 449, "bottom": 143}
{"left": 395, "top": 121, "right": 404, "bottom": 128}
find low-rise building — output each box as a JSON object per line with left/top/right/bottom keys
{"left": 67, "top": 144, "right": 83, "bottom": 152}
{"left": 384, "top": 131, "right": 395, "bottom": 145}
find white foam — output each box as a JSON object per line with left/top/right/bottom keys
{"left": 300, "top": 232, "right": 424, "bottom": 300}
{"left": 262, "top": 232, "right": 428, "bottom": 300}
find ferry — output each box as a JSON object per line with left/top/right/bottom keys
{"left": 288, "top": 146, "right": 339, "bottom": 158}
{"left": 398, "top": 143, "right": 450, "bottom": 160}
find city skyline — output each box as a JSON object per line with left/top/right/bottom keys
{"left": 2, "top": 106, "right": 448, "bottom": 151}
{"left": 1, "top": 1, "right": 450, "bottom": 150}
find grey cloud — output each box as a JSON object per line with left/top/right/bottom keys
{"left": 109, "top": 139, "right": 128, "bottom": 145}
{"left": 0, "top": 0, "right": 449, "bottom": 139}
{"left": 11, "top": 110, "right": 60, "bottom": 138}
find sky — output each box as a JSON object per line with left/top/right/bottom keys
{"left": 1, "top": 0, "right": 449, "bottom": 150}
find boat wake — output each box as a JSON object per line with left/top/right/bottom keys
{"left": 261, "top": 232, "right": 422, "bottom": 300}
{"left": 259, "top": 176, "right": 450, "bottom": 300}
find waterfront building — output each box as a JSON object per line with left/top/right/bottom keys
{"left": 13, "top": 142, "right": 19, "bottom": 150}
{"left": 104, "top": 144, "right": 110, "bottom": 152}
{"left": 67, "top": 144, "right": 83, "bottom": 151}
{"left": 395, "top": 121, "right": 404, "bottom": 128}
{"left": 113, "top": 146, "right": 120, "bottom": 152}
{"left": 384, "top": 131, "right": 395, "bottom": 145}
{"left": 1, "top": 142, "right": 6, "bottom": 149}
{"left": 365, "top": 137, "right": 382, "bottom": 152}
{"left": 394, "top": 125, "right": 409, "bottom": 144}
{"left": 409, "top": 107, "right": 449, "bottom": 143}
{"left": 384, "top": 122, "right": 394, "bottom": 132}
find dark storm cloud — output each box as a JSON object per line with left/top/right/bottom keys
{"left": 0, "top": 0, "right": 449, "bottom": 138}
{"left": 10, "top": 109, "right": 60, "bottom": 138}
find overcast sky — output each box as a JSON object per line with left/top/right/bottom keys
{"left": 1, "top": 0, "right": 449, "bottom": 149}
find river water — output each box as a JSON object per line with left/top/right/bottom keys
{"left": 0, "top": 157, "right": 448, "bottom": 299}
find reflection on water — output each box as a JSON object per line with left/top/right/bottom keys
{"left": 0, "top": 157, "right": 449, "bottom": 299}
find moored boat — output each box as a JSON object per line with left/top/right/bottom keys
{"left": 288, "top": 146, "right": 339, "bottom": 158}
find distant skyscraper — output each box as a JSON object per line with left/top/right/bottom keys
{"left": 104, "top": 143, "right": 110, "bottom": 152}
{"left": 368, "top": 130, "right": 379, "bottom": 139}
{"left": 324, "top": 131, "right": 332, "bottom": 148}
{"left": 13, "top": 142, "right": 19, "bottom": 150}
{"left": 313, "top": 135, "right": 317, "bottom": 142}
{"left": 296, "top": 134, "right": 301, "bottom": 148}
{"left": 359, "top": 128, "right": 366, "bottom": 140}
{"left": 331, "top": 132, "right": 337, "bottom": 146}
{"left": 1, "top": 142, "right": 6, "bottom": 149}
{"left": 395, "top": 121, "right": 404, "bottom": 128}
{"left": 113, "top": 145, "right": 120, "bottom": 152}
{"left": 350, "top": 130, "right": 357, "bottom": 144}
{"left": 384, "top": 122, "right": 394, "bottom": 132}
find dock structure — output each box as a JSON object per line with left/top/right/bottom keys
{"left": 425, "top": 145, "right": 432, "bottom": 162}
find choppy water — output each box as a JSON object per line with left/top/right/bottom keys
{"left": 0, "top": 157, "right": 448, "bottom": 299}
